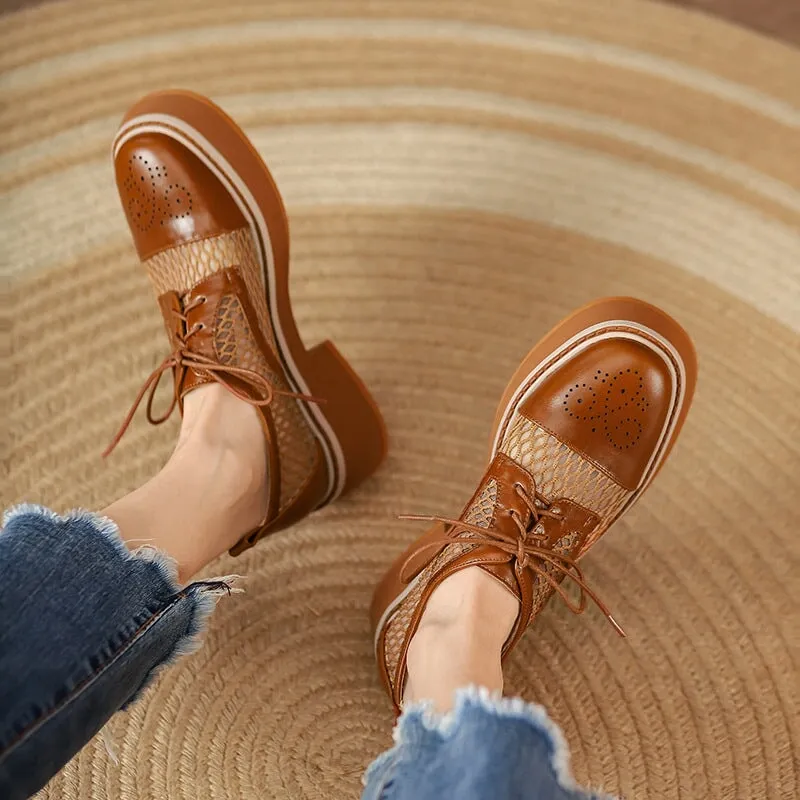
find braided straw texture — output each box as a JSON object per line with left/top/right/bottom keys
{"left": 2, "top": 0, "right": 799, "bottom": 798}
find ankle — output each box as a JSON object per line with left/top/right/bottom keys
{"left": 166, "top": 435, "right": 267, "bottom": 527}
{"left": 106, "top": 438, "right": 266, "bottom": 581}
{"left": 177, "top": 383, "right": 265, "bottom": 453}
{"left": 417, "top": 567, "right": 519, "bottom": 635}
{"left": 403, "top": 567, "right": 519, "bottom": 710}
{"left": 404, "top": 622, "right": 506, "bottom": 712}
{"left": 105, "top": 385, "right": 270, "bottom": 581}
{"left": 173, "top": 385, "right": 268, "bottom": 521}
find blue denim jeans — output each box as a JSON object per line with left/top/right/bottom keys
{"left": 0, "top": 506, "right": 612, "bottom": 800}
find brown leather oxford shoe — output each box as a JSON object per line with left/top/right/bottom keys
{"left": 372, "top": 297, "right": 696, "bottom": 712}
{"left": 108, "top": 90, "right": 387, "bottom": 554}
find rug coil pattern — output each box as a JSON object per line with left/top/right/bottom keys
{"left": 2, "top": 0, "right": 799, "bottom": 798}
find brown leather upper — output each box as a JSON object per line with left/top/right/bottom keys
{"left": 373, "top": 317, "right": 684, "bottom": 711}
{"left": 371, "top": 450, "right": 611, "bottom": 707}
{"left": 520, "top": 339, "right": 672, "bottom": 489}
{"left": 110, "top": 130, "right": 326, "bottom": 551}
{"left": 390, "top": 454, "right": 599, "bottom": 599}
{"left": 115, "top": 133, "right": 245, "bottom": 260}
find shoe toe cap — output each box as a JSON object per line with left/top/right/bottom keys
{"left": 114, "top": 132, "right": 246, "bottom": 260}
{"left": 519, "top": 337, "right": 677, "bottom": 489}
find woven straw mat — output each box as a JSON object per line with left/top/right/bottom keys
{"left": 2, "top": 1, "right": 799, "bottom": 798}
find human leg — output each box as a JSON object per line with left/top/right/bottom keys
{"left": 0, "top": 500, "right": 236, "bottom": 799}
{"left": 362, "top": 688, "right": 613, "bottom": 800}
{"left": 368, "top": 298, "right": 697, "bottom": 798}
{"left": 104, "top": 384, "right": 269, "bottom": 582}
{"left": 0, "top": 378, "right": 273, "bottom": 798}
{"left": 1, "top": 89, "right": 388, "bottom": 798}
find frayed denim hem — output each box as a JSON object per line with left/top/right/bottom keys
{"left": 1, "top": 504, "right": 242, "bottom": 705}
{"left": 122, "top": 576, "right": 244, "bottom": 707}
{"left": 0, "top": 503, "right": 244, "bottom": 797}
{"left": 363, "top": 686, "right": 618, "bottom": 800}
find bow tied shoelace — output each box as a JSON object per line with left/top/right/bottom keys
{"left": 103, "top": 294, "right": 321, "bottom": 457}
{"left": 399, "top": 481, "right": 625, "bottom": 637}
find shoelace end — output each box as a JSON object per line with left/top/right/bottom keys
{"left": 608, "top": 614, "right": 626, "bottom": 638}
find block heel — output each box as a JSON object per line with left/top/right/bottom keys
{"left": 301, "top": 340, "right": 388, "bottom": 501}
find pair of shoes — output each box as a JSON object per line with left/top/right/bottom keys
{"left": 109, "top": 91, "right": 697, "bottom": 713}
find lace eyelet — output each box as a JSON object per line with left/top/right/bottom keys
{"left": 197, "top": 295, "right": 207, "bottom": 304}
{"left": 194, "top": 322, "right": 205, "bottom": 332}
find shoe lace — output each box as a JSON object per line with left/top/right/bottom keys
{"left": 103, "top": 295, "right": 321, "bottom": 457}
{"left": 399, "top": 481, "right": 625, "bottom": 637}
